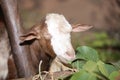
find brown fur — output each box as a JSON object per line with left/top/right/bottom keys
{"left": 20, "top": 19, "right": 56, "bottom": 72}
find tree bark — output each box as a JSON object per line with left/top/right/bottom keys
{"left": 1, "top": 0, "right": 36, "bottom": 78}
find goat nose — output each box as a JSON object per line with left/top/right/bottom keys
{"left": 66, "top": 51, "right": 76, "bottom": 60}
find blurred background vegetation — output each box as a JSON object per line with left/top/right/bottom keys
{"left": 18, "top": 0, "right": 120, "bottom": 63}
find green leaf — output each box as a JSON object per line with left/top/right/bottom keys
{"left": 92, "top": 40, "right": 104, "bottom": 47}
{"left": 70, "top": 70, "right": 97, "bottom": 80}
{"left": 105, "top": 64, "right": 118, "bottom": 75}
{"left": 97, "top": 61, "right": 109, "bottom": 77}
{"left": 111, "top": 61, "right": 120, "bottom": 70}
{"left": 109, "top": 71, "right": 120, "bottom": 80}
{"left": 76, "top": 46, "right": 99, "bottom": 62}
{"left": 72, "top": 59, "right": 86, "bottom": 70}
{"left": 83, "top": 61, "right": 97, "bottom": 73}
{"left": 95, "top": 32, "right": 108, "bottom": 40}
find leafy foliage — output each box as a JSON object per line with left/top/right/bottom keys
{"left": 81, "top": 32, "right": 120, "bottom": 62}
{"left": 85, "top": 32, "right": 120, "bottom": 48}
{"left": 62, "top": 46, "right": 120, "bottom": 80}
{"left": 76, "top": 46, "right": 99, "bottom": 62}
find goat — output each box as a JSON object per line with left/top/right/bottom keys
{"left": 0, "top": 12, "right": 92, "bottom": 79}
{"left": 20, "top": 13, "right": 92, "bottom": 73}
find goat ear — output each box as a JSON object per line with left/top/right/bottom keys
{"left": 72, "top": 24, "right": 93, "bottom": 32}
{"left": 20, "top": 27, "right": 41, "bottom": 43}
{"left": 20, "top": 32, "right": 40, "bottom": 41}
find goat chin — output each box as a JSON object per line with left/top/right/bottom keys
{"left": 49, "top": 57, "right": 72, "bottom": 72}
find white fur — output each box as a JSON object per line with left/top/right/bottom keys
{"left": 45, "top": 13, "right": 75, "bottom": 62}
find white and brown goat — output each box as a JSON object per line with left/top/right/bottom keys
{"left": 0, "top": 13, "right": 92, "bottom": 80}
{"left": 20, "top": 13, "right": 92, "bottom": 72}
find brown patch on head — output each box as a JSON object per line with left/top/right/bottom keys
{"left": 20, "top": 18, "right": 55, "bottom": 58}
{"left": 38, "top": 21, "right": 55, "bottom": 58}
{"left": 20, "top": 18, "right": 56, "bottom": 71}
{"left": 33, "top": 18, "right": 55, "bottom": 58}
{"left": 39, "top": 36, "right": 55, "bottom": 58}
